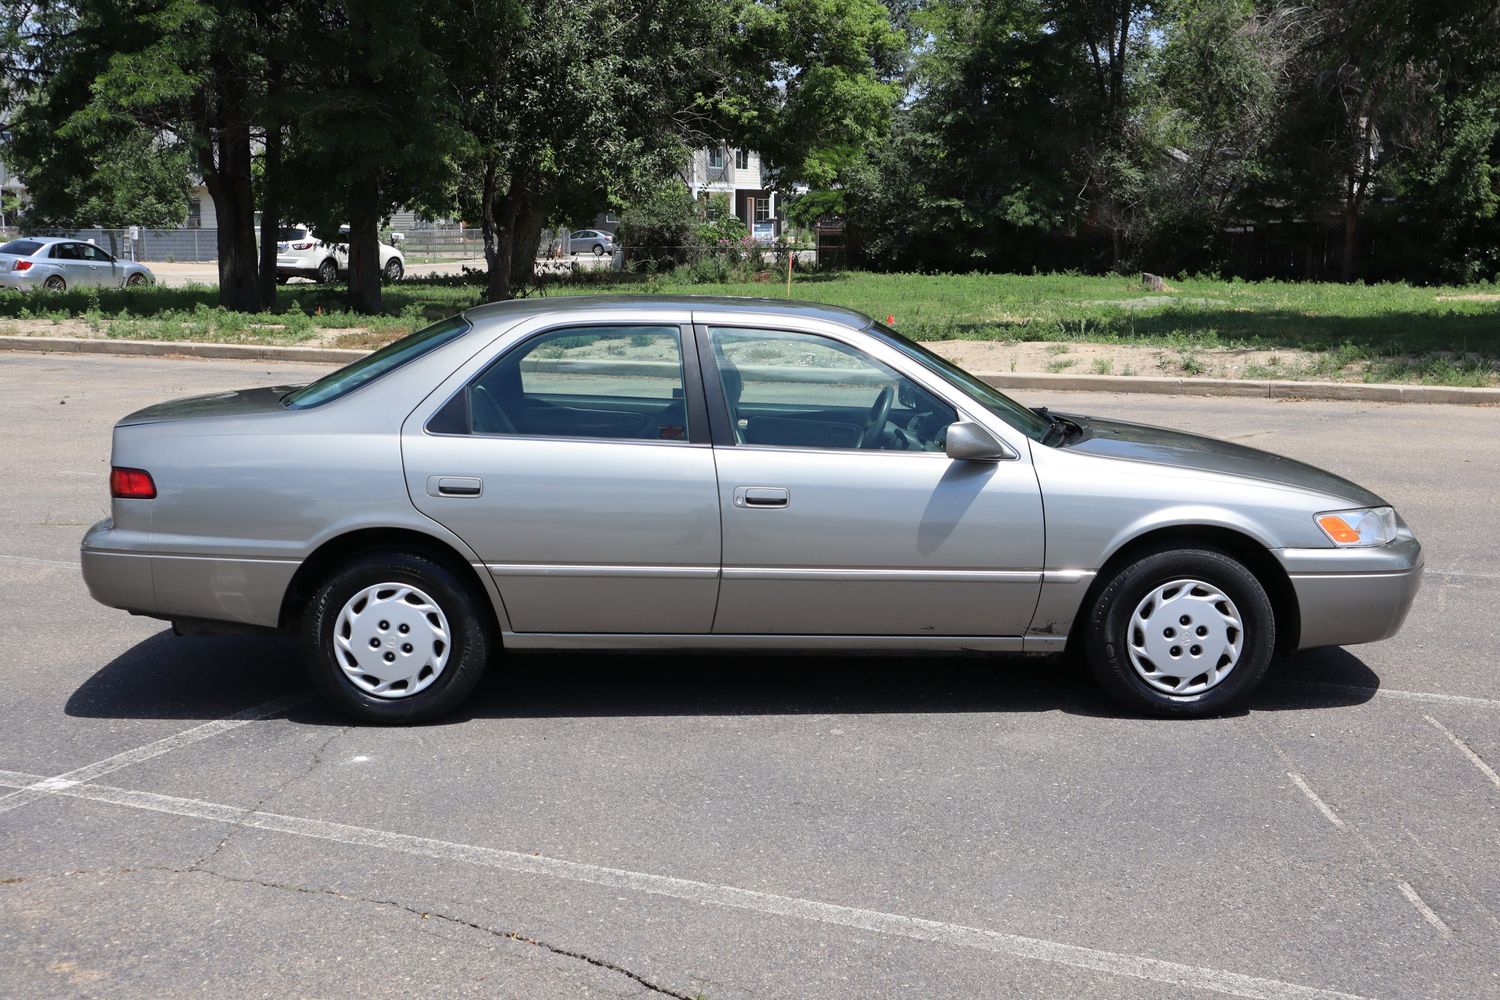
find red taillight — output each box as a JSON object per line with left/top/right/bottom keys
{"left": 12, "top": 259, "right": 32, "bottom": 271}
{"left": 291, "top": 241, "right": 314, "bottom": 250}
{"left": 110, "top": 467, "right": 157, "bottom": 499}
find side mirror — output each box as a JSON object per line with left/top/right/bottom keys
{"left": 945, "top": 421, "right": 1016, "bottom": 462}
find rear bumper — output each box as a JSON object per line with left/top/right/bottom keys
{"left": 1277, "top": 536, "right": 1424, "bottom": 649}
{"left": 81, "top": 518, "right": 296, "bottom": 628}
{"left": 80, "top": 519, "right": 156, "bottom": 613}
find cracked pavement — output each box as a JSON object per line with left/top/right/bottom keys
{"left": 1, "top": 352, "right": 1498, "bottom": 999}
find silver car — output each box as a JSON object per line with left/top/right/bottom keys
{"left": 0, "top": 236, "right": 156, "bottom": 292}
{"left": 80, "top": 297, "right": 1423, "bottom": 722}
{"left": 567, "top": 229, "right": 614, "bottom": 255}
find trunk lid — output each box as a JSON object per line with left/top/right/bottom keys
{"left": 116, "top": 385, "right": 301, "bottom": 426}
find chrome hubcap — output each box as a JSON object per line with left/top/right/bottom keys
{"left": 1126, "top": 579, "right": 1243, "bottom": 696}
{"left": 333, "top": 582, "right": 451, "bottom": 699}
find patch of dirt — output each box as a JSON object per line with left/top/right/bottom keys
{"left": 1434, "top": 293, "right": 1500, "bottom": 302}
{"left": 925, "top": 339, "right": 1331, "bottom": 380}
{"left": 0, "top": 318, "right": 100, "bottom": 338}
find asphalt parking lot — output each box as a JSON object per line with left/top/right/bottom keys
{"left": 1, "top": 351, "right": 1497, "bottom": 1000}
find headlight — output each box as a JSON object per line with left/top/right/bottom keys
{"left": 1315, "top": 506, "right": 1398, "bottom": 547}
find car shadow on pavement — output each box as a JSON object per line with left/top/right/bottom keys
{"left": 66, "top": 630, "right": 1380, "bottom": 724}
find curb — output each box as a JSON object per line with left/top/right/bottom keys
{"left": 970, "top": 369, "right": 1500, "bottom": 405}
{"left": 0, "top": 335, "right": 365, "bottom": 365}
{"left": 3, "top": 334, "right": 1498, "bottom": 406}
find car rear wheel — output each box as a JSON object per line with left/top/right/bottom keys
{"left": 382, "top": 257, "right": 404, "bottom": 282}
{"left": 317, "top": 259, "right": 338, "bottom": 284}
{"left": 43, "top": 275, "right": 66, "bottom": 292}
{"left": 301, "top": 551, "right": 493, "bottom": 723}
{"left": 592, "top": 242, "right": 605, "bottom": 256}
{"left": 1083, "top": 548, "right": 1274, "bottom": 717}
{"left": 276, "top": 274, "right": 290, "bottom": 285}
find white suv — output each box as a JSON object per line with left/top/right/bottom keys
{"left": 275, "top": 225, "right": 405, "bottom": 284}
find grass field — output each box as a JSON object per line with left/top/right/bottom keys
{"left": 2, "top": 271, "right": 1498, "bottom": 384}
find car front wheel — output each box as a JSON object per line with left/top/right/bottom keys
{"left": 301, "top": 551, "right": 493, "bottom": 723}
{"left": 382, "top": 257, "right": 404, "bottom": 282}
{"left": 1083, "top": 548, "right": 1275, "bottom": 717}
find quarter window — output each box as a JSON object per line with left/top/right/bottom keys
{"left": 707, "top": 328, "right": 957, "bottom": 452}
{"left": 450, "top": 326, "right": 691, "bottom": 442}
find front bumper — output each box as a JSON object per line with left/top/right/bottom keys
{"left": 1277, "top": 535, "right": 1424, "bottom": 649}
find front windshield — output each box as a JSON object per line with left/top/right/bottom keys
{"left": 282, "top": 316, "right": 471, "bottom": 409}
{"left": 867, "top": 322, "right": 1052, "bottom": 441}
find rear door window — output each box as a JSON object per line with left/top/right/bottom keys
{"left": 439, "top": 326, "right": 692, "bottom": 442}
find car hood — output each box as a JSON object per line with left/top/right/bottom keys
{"left": 1064, "top": 415, "right": 1385, "bottom": 506}
{"left": 118, "top": 385, "right": 299, "bottom": 426}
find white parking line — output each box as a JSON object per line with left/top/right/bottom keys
{"left": 1287, "top": 772, "right": 1346, "bottom": 830}
{"left": 1271, "top": 679, "right": 1500, "bottom": 710}
{"left": 1397, "top": 881, "right": 1455, "bottom": 936}
{"left": 0, "top": 694, "right": 307, "bottom": 817}
{"left": 0, "top": 553, "right": 76, "bottom": 569}
{"left": 0, "top": 774, "right": 1377, "bottom": 1000}
{"left": 1280, "top": 769, "right": 1451, "bottom": 937}
{"left": 1423, "top": 715, "right": 1500, "bottom": 790}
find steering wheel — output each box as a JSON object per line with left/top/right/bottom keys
{"left": 860, "top": 384, "right": 895, "bottom": 449}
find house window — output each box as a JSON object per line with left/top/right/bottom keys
{"left": 185, "top": 196, "right": 201, "bottom": 229}
{"left": 707, "top": 148, "right": 725, "bottom": 170}
{"left": 736, "top": 149, "right": 749, "bottom": 170}
{"left": 754, "top": 197, "right": 771, "bottom": 223}
{"left": 604, "top": 212, "right": 620, "bottom": 224}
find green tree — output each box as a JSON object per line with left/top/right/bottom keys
{"left": 280, "top": 0, "right": 456, "bottom": 313}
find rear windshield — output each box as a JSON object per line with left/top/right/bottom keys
{"left": 282, "top": 316, "right": 472, "bottom": 409}
{"left": 277, "top": 228, "right": 310, "bottom": 241}
{"left": 0, "top": 239, "right": 43, "bottom": 256}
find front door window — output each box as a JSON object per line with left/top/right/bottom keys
{"left": 707, "top": 327, "right": 956, "bottom": 451}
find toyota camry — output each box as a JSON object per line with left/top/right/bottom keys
{"left": 81, "top": 297, "right": 1423, "bottom": 722}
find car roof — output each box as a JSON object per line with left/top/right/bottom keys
{"left": 461, "top": 295, "right": 873, "bottom": 330}
{"left": 10, "top": 237, "right": 72, "bottom": 246}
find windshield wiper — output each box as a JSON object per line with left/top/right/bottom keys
{"left": 1033, "top": 406, "right": 1079, "bottom": 446}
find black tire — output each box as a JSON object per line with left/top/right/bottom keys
{"left": 126, "top": 272, "right": 148, "bottom": 287}
{"left": 276, "top": 274, "right": 290, "bottom": 285}
{"left": 592, "top": 243, "right": 605, "bottom": 256}
{"left": 1083, "top": 548, "right": 1275, "bottom": 717}
{"left": 316, "top": 258, "right": 338, "bottom": 284}
{"left": 43, "top": 275, "right": 66, "bottom": 292}
{"left": 382, "top": 257, "right": 404, "bottom": 282}
{"left": 301, "top": 551, "right": 493, "bottom": 723}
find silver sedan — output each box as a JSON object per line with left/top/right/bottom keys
{"left": 0, "top": 236, "right": 156, "bottom": 292}
{"left": 80, "top": 296, "right": 1422, "bottom": 722}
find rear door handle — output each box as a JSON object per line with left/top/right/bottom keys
{"left": 734, "top": 486, "right": 789, "bottom": 509}
{"left": 428, "top": 476, "right": 484, "bottom": 498}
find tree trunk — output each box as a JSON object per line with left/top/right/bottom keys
{"left": 203, "top": 117, "right": 261, "bottom": 313}
{"left": 258, "top": 63, "right": 283, "bottom": 310}
{"left": 1340, "top": 202, "right": 1359, "bottom": 283}
{"left": 257, "top": 120, "right": 282, "bottom": 309}
{"left": 346, "top": 173, "right": 383, "bottom": 315}
{"left": 508, "top": 198, "right": 549, "bottom": 294}
{"left": 478, "top": 161, "right": 506, "bottom": 303}
{"left": 483, "top": 171, "right": 530, "bottom": 303}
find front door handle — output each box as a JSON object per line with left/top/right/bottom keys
{"left": 734, "top": 486, "right": 789, "bottom": 509}
{"left": 429, "top": 475, "right": 484, "bottom": 498}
